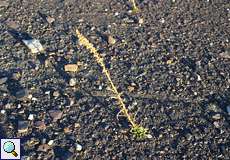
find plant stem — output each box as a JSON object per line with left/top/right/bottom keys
{"left": 76, "top": 29, "right": 137, "bottom": 128}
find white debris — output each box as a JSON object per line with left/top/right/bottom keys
{"left": 197, "top": 74, "right": 202, "bottom": 81}
{"left": 22, "top": 39, "right": 44, "bottom": 54}
{"left": 160, "top": 18, "right": 165, "bottom": 24}
{"left": 28, "top": 94, "right": 33, "bottom": 99}
{"left": 146, "top": 134, "right": 153, "bottom": 139}
{"left": 76, "top": 143, "right": 82, "bottom": 151}
{"left": 69, "top": 78, "right": 77, "bottom": 87}
{"left": 28, "top": 114, "right": 34, "bottom": 120}
{"left": 48, "top": 140, "right": 54, "bottom": 146}
{"left": 0, "top": 110, "right": 6, "bottom": 114}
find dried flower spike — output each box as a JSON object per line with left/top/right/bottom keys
{"left": 76, "top": 29, "right": 147, "bottom": 139}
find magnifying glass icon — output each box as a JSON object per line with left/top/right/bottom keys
{"left": 3, "top": 141, "right": 18, "bottom": 157}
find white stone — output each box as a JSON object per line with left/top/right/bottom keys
{"left": 48, "top": 140, "right": 54, "bottom": 146}
{"left": 76, "top": 143, "right": 82, "bottom": 151}
{"left": 197, "top": 74, "right": 201, "bottom": 81}
{"left": 28, "top": 114, "right": 34, "bottom": 120}
{"left": 22, "top": 39, "right": 44, "bottom": 54}
{"left": 69, "top": 78, "right": 77, "bottom": 87}
{"left": 28, "top": 94, "right": 33, "bottom": 99}
{"left": 160, "top": 18, "right": 165, "bottom": 23}
{"left": 1, "top": 110, "right": 6, "bottom": 114}
{"left": 146, "top": 134, "right": 153, "bottom": 139}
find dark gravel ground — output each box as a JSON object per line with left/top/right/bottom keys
{"left": 0, "top": 0, "right": 230, "bottom": 159}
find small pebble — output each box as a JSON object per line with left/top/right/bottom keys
{"left": 128, "top": 86, "right": 135, "bottom": 92}
{"left": 53, "top": 91, "right": 60, "bottom": 97}
{"left": 38, "top": 144, "right": 50, "bottom": 152}
{"left": 45, "top": 91, "right": 50, "bottom": 95}
{"left": 197, "top": 74, "right": 201, "bottom": 81}
{"left": 0, "top": 77, "right": 7, "bottom": 85}
{"left": 160, "top": 18, "right": 165, "bottom": 23}
{"left": 18, "top": 121, "right": 29, "bottom": 133}
{"left": 219, "top": 50, "right": 230, "bottom": 59}
{"left": 46, "top": 16, "right": 55, "bottom": 24}
{"left": 35, "top": 121, "right": 46, "bottom": 130}
{"left": 48, "top": 140, "right": 54, "bottom": 146}
{"left": 0, "top": 0, "right": 9, "bottom": 7}
{"left": 0, "top": 110, "right": 6, "bottom": 114}
{"left": 212, "top": 114, "right": 221, "bottom": 120}
{"left": 146, "top": 134, "right": 153, "bottom": 139}
{"left": 69, "top": 78, "right": 77, "bottom": 87}
{"left": 213, "top": 121, "right": 220, "bottom": 128}
{"left": 28, "top": 94, "right": 33, "bottom": 99}
{"left": 49, "top": 110, "right": 63, "bottom": 122}
{"left": 75, "top": 123, "right": 80, "bottom": 128}
{"left": 108, "top": 35, "right": 116, "bottom": 45}
{"left": 5, "top": 103, "right": 12, "bottom": 109}
{"left": 138, "top": 18, "right": 144, "bottom": 24}
{"left": 64, "top": 64, "right": 78, "bottom": 72}
{"left": 15, "top": 89, "right": 28, "bottom": 99}
{"left": 28, "top": 114, "right": 34, "bottom": 120}
{"left": 76, "top": 143, "right": 83, "bottom": 151}
{"left": 227, "top": 105, "right": 230, "bottom": 115}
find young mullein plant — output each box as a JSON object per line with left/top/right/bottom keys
{"left": 76, "top": 29, "right": 148, "bottom": 139}
{"left": 129, "top": 0, "right": 139, "bottom": 13}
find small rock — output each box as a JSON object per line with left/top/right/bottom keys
{"left": 48, "top": 140, "right": 54, "bottom": 146}
{"left": 69, "top": 78, "right": 77, "bottom": 87}
{"left": 15, "top": 89, "right": 28, "bottom": 99}
{"left": 5, "top": 103, "right": 12, "bottom": 109}
{"left": 146, "top": 134, "right": 153, "bottom": 139}
{"left": 108, "top": 35, "right": 116, "bottom": 45}
{"left": 127, "top": 86, "right": 135, "bottom": 92}
{"left": 18, "top": 121, "right": 29, "bottom": 133}
{"left": 76, "top": 143, "right": 82, "bottom": 151}
{"left": 53, "top": 91, "right": 60, "bottom": 97}
{"left": 0, "top": 77, "right": 7, "bottom": 85}
{"left": 6, "top": 20, "right": 19, "bottom": 29}
{"left": 0, "top": 85, "right": 8, "bottom": 92}
{"left": 197, "top": 74, "right": 201, "bottom": 81}
{"left": 49, "top": 110, "right": 63, "bottom": 122}
{"left": 74, "top": 123, "right": 80, "bottom": 128}
{"left": 207, "top": 103, "right": 221, "bottom": 112}
{"left": 160, "top": 18, "right": 165, "bottom": 23}
{"left": 34, "top": 121, "right": 46, "bottom": 130}
{"left": 22, "top": 39, "right": 44, "bottom": 54}
{"left": 212, "top": 114, "right": 221, "bottom": 120}
{"left": 213, "top": 121, "right": 220, "bottom": 128}
{"left": 227, "top": 105, "right": 230, "bottom": 115}
{"left": 0, "top": 110, "right": 6, "bottom": 114}
{"left": 64, "top": 127, "right": 72, "bottom": 133}
{"left": 98, "top": 85, "right": 102, "bottom": 90}
{"left": 138, "top": 18, "right": 144, "bottom": 24}
{"left": 38, "top": 144, "right": 51, "bottom": 152}
{"left": 64, "top": 64, "right": 78, "bottom": 72}
{"left": 46, "top": 16, "right": 55, "bottom": 24}
{"left": 219, "top": 48, "right": 230, "bottom": 59}
{"left": 28, "top": 94, "right": 33, "bottom": 99}
{"left": 28, "top": 114, "right": 34, "bottom": 121}
{"left": 0, "top": 0, "right": 9, "bottom": 7}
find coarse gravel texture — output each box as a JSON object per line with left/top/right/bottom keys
{"left": 0, "top": 0, "right": 230, "bottom": 159}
